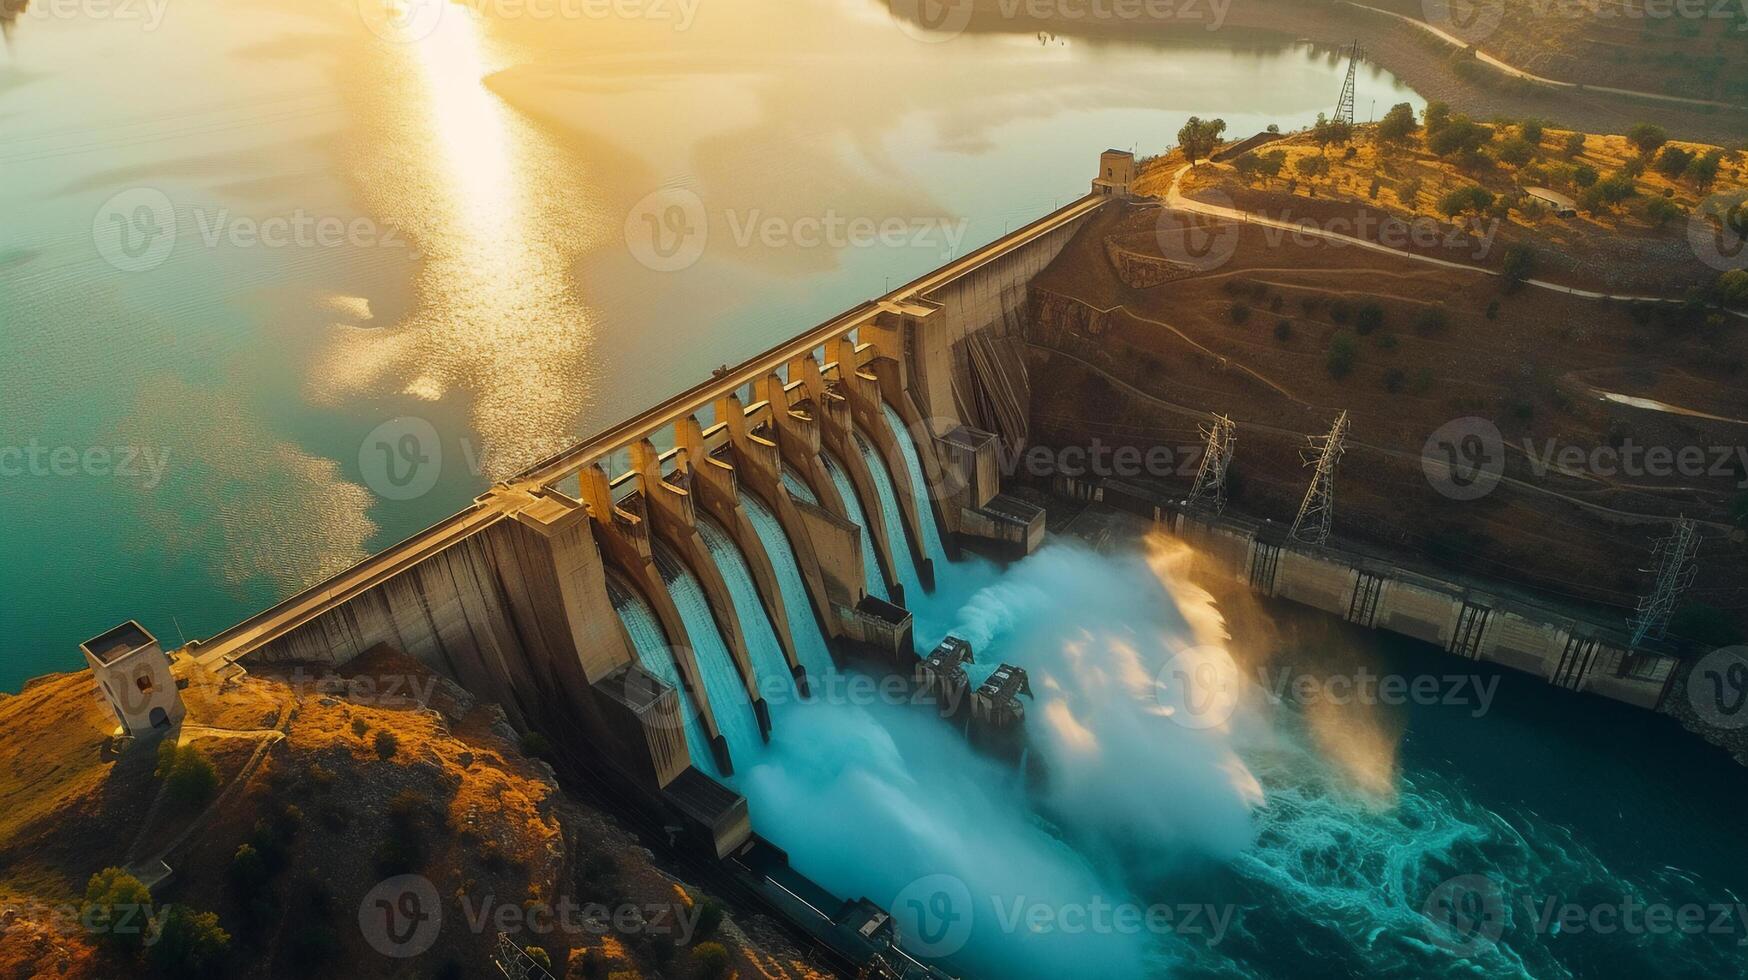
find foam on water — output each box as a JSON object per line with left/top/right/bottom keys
{"left": 653, "top": 541, "right": 764, "bottom": 768}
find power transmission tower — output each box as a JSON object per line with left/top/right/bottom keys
{"left": 494, "top": 934, "right": 556, "bottom": 980}
{"left": 1187, "top": 414, "right": 1236, "bottom": 514}
{"left": 1628, "top": 518, "right": 1701, "bottom": 648}
{"left": 1289, "top": 411, "right": 1349, "bottom": 547}
{"left": 1334, "top": 40, "right": 1362, "bottom": 126}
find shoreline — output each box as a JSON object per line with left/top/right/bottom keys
{"left": 943, "top": 0, "right": 1748, "bottom": 145}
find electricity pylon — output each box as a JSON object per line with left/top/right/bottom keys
{"left": 1628, "top": 518, "right": 1701, "bottom": 648}
{"left": 1187, "top": 414, "right": 1236, "bottom": 514}
{"left": 1289, "top": 411, "right": 1349, "bottom": 547}
{"left": 1334, "top": 41, "right": 1362, "bottom": 126}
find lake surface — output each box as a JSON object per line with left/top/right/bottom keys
{"left": 0, "top": 0, "right": 1418, "bottom": 688}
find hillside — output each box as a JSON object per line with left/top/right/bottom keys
{"left": 1138, "top": 116, "right": 1748, "bottom": 296}
{"left": 0, "top": 650, "right": 830, "bottom": 980}
{"left": 1027, "top": 183, "right": 1748, "bottom": 642}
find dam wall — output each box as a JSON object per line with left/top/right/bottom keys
{"left": 163, "top": 182, "right": 1112, "bottom": 849}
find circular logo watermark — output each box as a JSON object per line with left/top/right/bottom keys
{"left": 1688, "top": 646, "right": 1748, "bottom": 731}
{"left": 889, "top": 0, "right": 974, "bottom": 43}
{"left": 1154, "top": 645, "right": 1240, "bottom": 730}
{"left": 358, "top": 0, "right": 444, "bottom": 43}
{"left": 892, "top": 873, "right": 974, "bottom": 958}
{"left": 93, "top": 187, "right": 177, "bottom": 273}
{"left": 1687, "top": 191, "right": 1748, "bottom": 273}
{"left": 1154, "top": 191, "right": 1241, "bottom": 273}
{"left": 358, "top": 874, "right": 442, "bottom": 958}
{"left": 1422, "top": 417, "right": 1505, "bottom": 501}
{"left": 359, "top": 417, "right": 443, "bottom": 501}
{"left": 1421, "top": 874, "right": 1505, "bottom": 957}
{"left": 624, "top": 186, "right": 708, "bottom": 272}
{"left": 1421, "top": 0, "right": 1504, "bottom": 46}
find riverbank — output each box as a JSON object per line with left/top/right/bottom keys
{"left": 938, "top": 0, "right": 1748, "bottom": 144}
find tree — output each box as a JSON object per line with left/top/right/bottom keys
{"left": 1497, "top": 137, "right": 1535, "bottom": 166}
{"left": 1176, "top": 116, "right": 1227, "bottom": 164}
{"left": 1520, "top": 119, "right": 1546, "bottom": 144}
{"left": 1572, "top": 163, "right": 1599, "bottom": 188}
{"left": 1686, "top": 149, "right": 1724, "bottom": 189}
{"left": 1355, "top": 303, "right": 1385, "bottom": 335}
{"left": 1255, "top": 149, "right": 1287, "bottom": 181}
{"left": 1502, "top": 245, "right": 1537, "bottom": 289}
{"left": 691, "top": 943, "right": 732, "bottom": 980}
{"left": 1377, "top": 102, "right": 1419, "bottom": 143}
{"left": 1579, "top": 173, "right": 1638, "bottom": 213}
{"left": 156, "top": 741, "right": 218, "bottom": 805}
{"left": 1562, "top": 131, "right": 1587, "bottom": 158}
{"left": 1312, "top": 112, "right": 1353, "bottom": 155}
{"left": 1423, "top": 100, "right": 1452, "bottom": 135}
{"left": 83, "top": 868, "right": 154, "bottom": 952}
{"left": 146, "top": 906, "right": 230, "bottom": 979}
{"left": 1645, "top": 197, "right": 1683, "bottom": 228}
{"left": 1719, "top": 269, "right": 1748, "bottom": 308}
{"left": 1438, "top": 185, "right": 1494, "bottom": 218}
{"left": 1294, "top": 155, "right": 1330, "bottom": 181}
{"left": 1627, "top": 123, "right": 1668, "bottom": 157}
{"left": 1655, "top": 146, "right": 1694, "bottom": 178}
{"left": 1326, "top": 331, "right": 1359, "bottom": 379}
{"left": 1428, "top": 116, "right": 1493, "bottom": 158}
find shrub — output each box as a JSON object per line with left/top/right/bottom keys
{"left": 1520, "top": 119, "right": 1545, "bottom": 144}
{"left": 691, "top": 943, "right": 732, "bottom": 980}
{"left": 1654, "top": 146, "right": 1694, "bottom": 178}
{"left": 228, "top": 844, "right": 269, "bottom": 896}
{"left": 519, "top": 732, "right": 555, "bottom": 761}
{"left": 1626, "top": 122, "right": 1667, "bottom": 157}
{"left": 1427, "top": 116, "right": 1492, "bottom": 158}
{"left": 1645, "top": 197, "right": 1683, "bottom": 228}
{"left": 374, "top": 730, "right": 398, "bottom": 760}
{"left": 1423, "top": 100, "right": 1452, "bottom": 134}
{"left": 694, "top": 898, "right": 726, "bottom": 942}
{"left": 1354, "top": 303, "right": 1385, "bottom": 335}
{"left": 1562, "top": 131, "right": 1587, "bottom": 158}
{"left": 1228, "top": 303, "right": 1251, "bottom": 324}
{"left": 1497, "top": 137, "right": 1535, "bottom": 166}
{"left": 1383, "top": 368, "right": 1406, "bottom": 393}
{"left": 1329, "top": 299, "right": 1352, "bottom": 324}
{"left": 1414, "top": 306, "right": 1452, "bottom": 333}
{"left": 146, "top": 906, "right": 230, "bottom": 979}
{"left": 1326, "top": 331, "right": 1359, "bottom": 379}
{"left": 1438, "top": 185, "right": 1494, "bottom": 218}
{"left": 1486, "top": 300, "right": 1501, "bottom": 319}
{"left": 157, "top": 742, "right": 219, "bottom": 805}
{"left": 351, "top": 717, "right": 369, "bottom": 738}
{"left": 1274, "top": 319, "right": 1293, "bottom": 342}
{"left": 83, "top": 868, "right": 154, "bottom": 951}
{"left": 1378, "top": 102, "right": 1419, "bottom": 143}
{"left": 1572, "top": 163, "right": 1599, "bottom": 188}
{"left": 1501, "top": 245, "right": 1537, "bottom": 288}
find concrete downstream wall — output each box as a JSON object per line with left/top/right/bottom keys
{"left": 1057, "top": 476, "right": 1678, "bottom": 711}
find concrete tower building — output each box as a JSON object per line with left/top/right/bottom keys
{"left": 81, "top": 621, "right": 185, "bottom": 736}
{"left": 1093, "top": 149, "right": 1135, "bottom": 198}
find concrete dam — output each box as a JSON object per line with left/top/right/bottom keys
{"left": 173, "top": 176, "right": 1107, "bottom": 896}
{"left": 132, "top": 151, "right": 1689, "bottom": 975}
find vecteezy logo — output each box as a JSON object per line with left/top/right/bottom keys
{"left": 1422, "top": 417, "right": 1505, "bottom": 501}
{"left": 358, "top": 0, "right": 444, "bottom": 44}
{"left": 1421, "top": 0, "right": 1504, "bottom": 46}
{"left": 624, "top": 186, "right": 708, "bottom": 272}
{"left": 358, "top": 874, "right": 442, "bottom": 958}
{"left": 1688, "top": 191, "right": 1748, "bottom": 273}
{"left": 1689, "top": 646, "right": 1748, "bottom": 731}
{"left": 889, "top": 0, "right": 974, "bottom": 43}
{"left": 359, "top": 417, "right": 443, "bottom": 501}
{"left": 1155, "top": 645, "right": 1240, "bottom": 730}
{"left": 93, "top": 188, "right": 177, "bottom": 273}
{"left": 892, "top": 874, "right": 973, "bottom": 958}
{"left": 1421, "top": 874, "right": 1505, "bottom": 957}
{"left": 1154, "top": 192, "right": 1241, "bottom": 273}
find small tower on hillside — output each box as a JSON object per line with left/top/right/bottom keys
{"left": 81, "top": 621, "right": 185, "bottom": 737}
{"left": 1092, "top": 149, "right": 1135, "bottom": 198}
